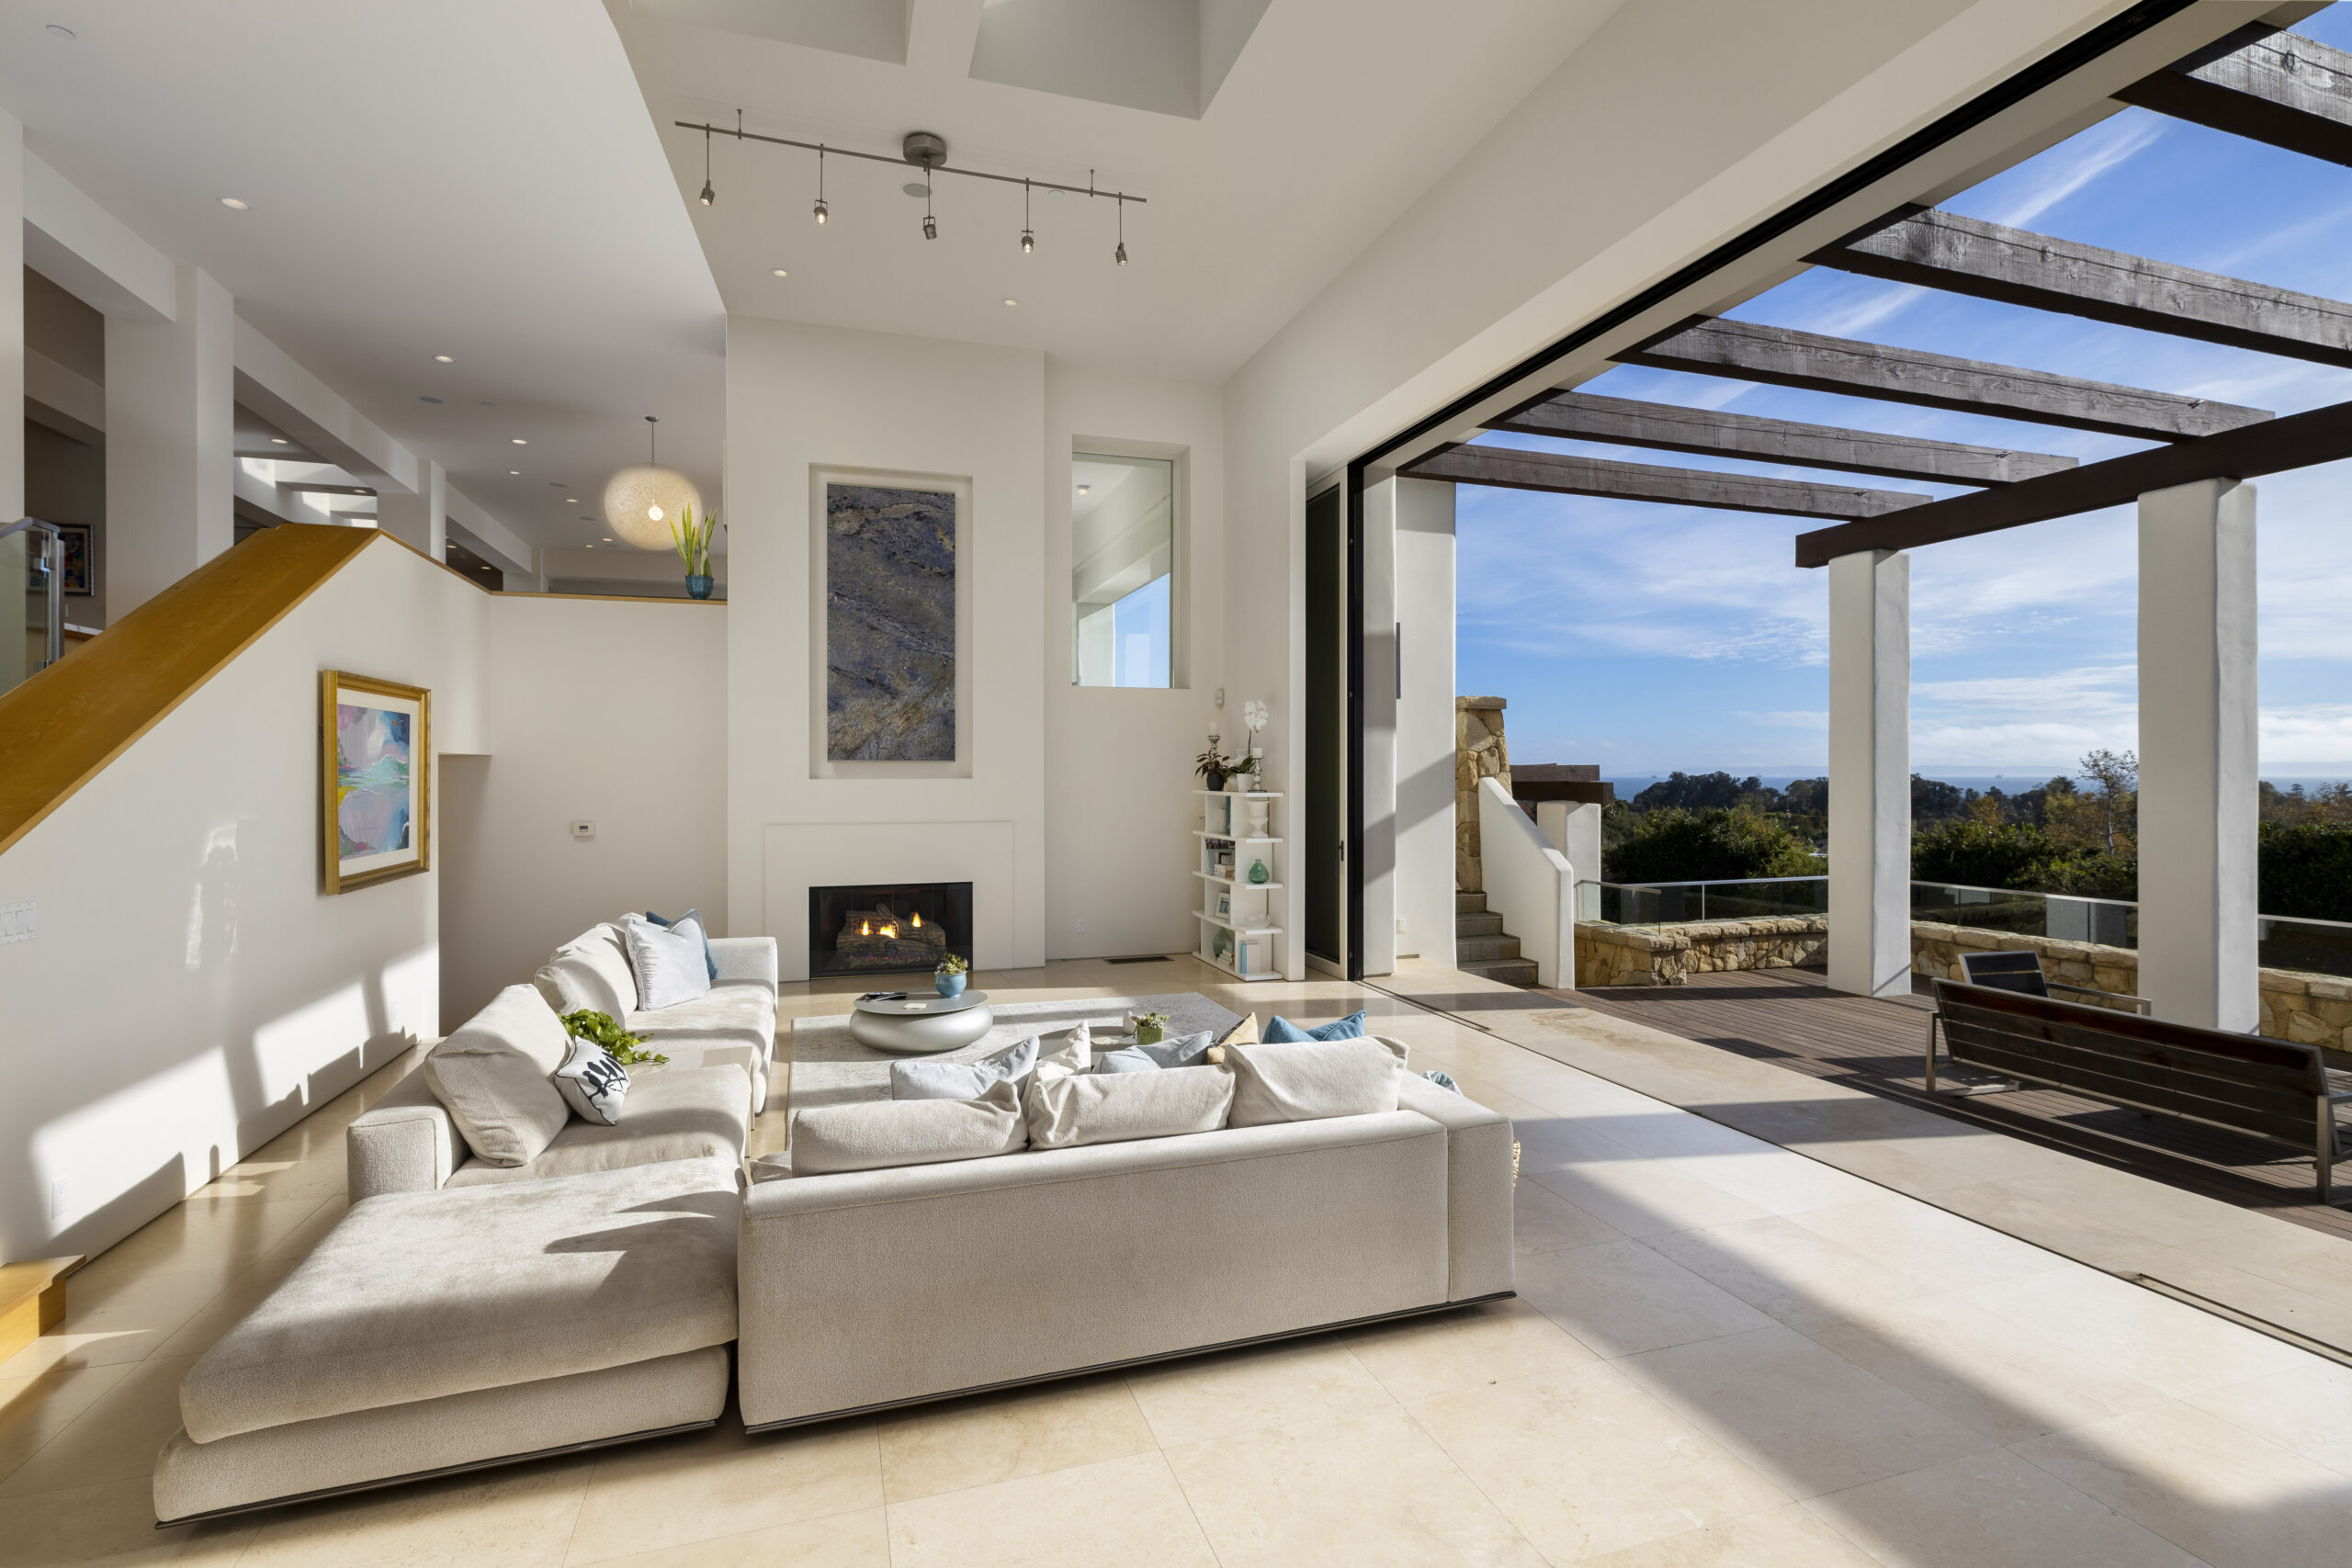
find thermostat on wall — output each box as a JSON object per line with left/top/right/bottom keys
{"left": 570, "top": 821, "right": 594, "bottom": 840}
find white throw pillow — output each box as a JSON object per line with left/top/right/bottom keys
{"left": 1023, "top": 1065, "right": 1234, "bottom": 1150}
{"left": 533, "top": 923, "right": 639, "bottom": 1018}
{"left": 420, "top": 985, "right": 575, "bottom": 1166}
{"left": 625, "top": 914, "right": 712, "bottom": 1011}
{"left": 891, "top": 1035, "right": 1038, "bottom": 1101}
{"left": 1034, "top": 1021, "right": 1092, "bottom": 1082}
{"left": 1226, "top": 1039, "right": 1403, "bottom": 1127}
{"left": 551, "top": 1040, "right": 630, "bottom": 1126}
{"left": 788, "top": 1079, "right": 1028, "bottom": 1175}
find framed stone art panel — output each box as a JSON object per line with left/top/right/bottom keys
{"left": 809, "top": 467, "right": 972, "bottom": 777}
{"left": 321, "top": 670, "right": 430, "bottom": 894}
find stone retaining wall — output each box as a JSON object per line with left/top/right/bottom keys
{"left": 1577, "top": 916, "right": 1828, "bottom": 987}
{"left": 1455, "top": 696, "right": 1510, "bottom": 893}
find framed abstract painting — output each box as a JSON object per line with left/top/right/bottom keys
{"left": 321, "top": 671, "right": 431, "bottom": 894}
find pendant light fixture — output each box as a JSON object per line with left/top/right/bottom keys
{"left": 603, "top": 415, "right": 703, "bottom": 551}
{"left": 697, "top": 125, "right": 714, "bottom": 207}
{"left": 1114, "top": 197, "right": 1126, "bottom": 266}
{"left": 812, "top": 144, "right": 828, "bottom": 223}
{"left": 1020, "top": 179, "right": 1034, "bottom": 254}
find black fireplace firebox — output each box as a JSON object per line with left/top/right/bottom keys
{"left": 808, "top": 882, "right": 974, "bottom": 978}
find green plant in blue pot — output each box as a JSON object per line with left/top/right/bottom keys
{"left": 934, "top": 951, "right": 969, "bottom": 998}
{"left": 670, "top": 502, "right": 718, "bottom": 600}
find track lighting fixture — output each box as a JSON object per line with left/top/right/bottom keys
{"left": 673, "top": 118, "right": 1143, "bottom": 268}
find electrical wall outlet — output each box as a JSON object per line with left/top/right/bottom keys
{"left": 1075, "top": 917, "right": 1087, "bottom": 933}
{"left": 49, "top": 1178, "right": 66, "bottom": 1221}
{"left": 0, "top": 899, "right": 34, "bottom": 944}
{"left": 570, "top": 821, "right": 594, "bottom": 840}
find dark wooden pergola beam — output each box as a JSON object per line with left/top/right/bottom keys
{"left": 2116, "top": 27, "right": 2352, "bottom": 169}
{"left": 1620, "top": 319, "right": 2271, "bottom": 441}
{"left": 1487, "top": 390, "right": 2077, "bottom": 485}
{"left": 1815, "top": 207, "right": 2352, "bottom": 369}
{"left": 1792, "top": 394, "right": 2352, "bottom": 567}
{"left": 1406, "top": 444, "right": 1930, "bottom": 522}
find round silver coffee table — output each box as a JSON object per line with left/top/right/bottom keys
{"left": 850, "top": 990, "right": 993, "bottom": 1055}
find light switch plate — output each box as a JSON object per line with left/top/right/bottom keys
{"left": 0, "top": 900, "right": 33, "bottom": 944}
{"left": 570, "top": 821, "right": 594, "bottom": 840}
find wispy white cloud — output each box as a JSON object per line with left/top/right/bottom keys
{"left": 2260, "top": 705, "right": 2352, "bottom": 762}
{"left": 1966, "top": 114, "right": 2167, "bottom": 231}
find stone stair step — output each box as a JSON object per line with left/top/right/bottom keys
{"left": 1455, "top": 935, "right": 1522, "bottom": 963}
{"left": 1458, "top": 957, "right": 1539, "bottom": 987}
{"left": 1454, "top": 892, "right": 1487, "bottom": 914}
{"left": 1455, "top": 913, "right": 1504, "bottom": 938}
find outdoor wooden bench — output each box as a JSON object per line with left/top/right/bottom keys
{"left": 1928, "top": 979, "right": 2352, "bottom": 1202}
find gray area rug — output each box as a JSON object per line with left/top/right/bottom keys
{"left": 785, "top": 992, "right": 1244, "bottom": 1111}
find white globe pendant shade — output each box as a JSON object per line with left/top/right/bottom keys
{"left": 602, "top": 464, "right": 703, "bottom": 550}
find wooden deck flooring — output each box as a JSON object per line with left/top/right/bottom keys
{"left": 1562, "top": 965, "right": 2352, "bottom": 1242}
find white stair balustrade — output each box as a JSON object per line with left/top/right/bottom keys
{"left": 1475, "top": 775, "right": 1575, "bottom": 988}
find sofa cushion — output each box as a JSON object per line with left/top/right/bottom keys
{"left": 786, "top": 1080, "right": 1027, "bottom": 1176}
{"left": 178, "top": 1156, "right": 741, "bottom": 1443}
{"left": 890, "top": 1035, "right": 1036, "bottom": 1101}
{"left": 447, "top": 1064, "right": 751, "bottom": 1187}
{"left": 628, "top": 978, "right": 775, "bottom": 1054}
{"left": 552, "top": 1040, "right": 629, "bottom": 1126}
{"left": 533, "top": 923, "right": 638, "bottom": 1018}
{"left": 1227, "top": 1039, "right": 1403, "bottom": 1127}
{"left": 420, "top": 986, "right": 574, "bottom": 1167}
{"left": 646, "top": 908, "right": 718, "bottom": 980}
{"left": 1024, "top": 1066, "right": 1234, "bottom": 1150}
{"left": 625, "top": 913, "right": 712, "bottom": 1010}
{"left": 1262, "top": 1010, "right": 1368, "bottom": 1043}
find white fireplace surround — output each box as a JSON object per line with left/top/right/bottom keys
{"left": 764, "top": 821, "right": 1018, "bottom": 983}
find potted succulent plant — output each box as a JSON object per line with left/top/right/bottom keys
{"left": 934, "top": 951, "right": 969, "bottom": 998}
{"left": 670, "top": 503, "right": 718, "bottom": 600}
{"left": 1135, "top": 1010, "right": 1170, "bottom": 1046}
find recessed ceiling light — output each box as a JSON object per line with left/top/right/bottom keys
{"left": 270, "top": 437, "right": 288, "bottom": 446}
{"left": 585, "top": 544, "right": 594, "bottom": 549}
{"left": 509, "top": 469, "right": 521, "bottom": 476}
{"left": 433, "top": 354, "right": 454, "bottom": 363}
{"left": 1002, "top": 299, "right": 1017, "bottom": 307}
{"left": 47, "top": 24, "right": 74, "bottom": 39}
{"left": 1076, "top": 484, "right": 1091, "bottom": 495}
{"left": 772, "top": 268, "right": 788, "bottom": 277}
{"left": 418, "top": 396, "right": 443, "bottom": 404}
{"left": 511, "top": 438, "right": 527, "bottom": 446}
{"left": 603, "top": 537, "right": 613, "bottom": 543}
{"left": 219, "top": 197, "right": 250, "bottom": 210}
{"left": 566, "top": 498, "right": 579, "bottom": 503}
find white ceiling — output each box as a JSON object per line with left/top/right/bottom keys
{"left": 610, "top": 0, "right": 1624, "bottom": 382}
{"left": 0, "top": 0, "right": 725, "bottom": 552}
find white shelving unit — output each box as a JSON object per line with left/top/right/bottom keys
{"left": 1194, "top": 789, "right": 1281, "bottom": 981}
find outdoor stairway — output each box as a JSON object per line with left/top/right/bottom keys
{"left": 1455, "top": 890, "right": 1538, "bottom": 987}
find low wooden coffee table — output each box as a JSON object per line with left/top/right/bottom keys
{"left": 849, "top": 990, "right": 993, "bottom": 1055}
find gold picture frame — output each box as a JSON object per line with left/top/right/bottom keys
{"left": 321, "top": 670, "right": 431, "bottom": 894}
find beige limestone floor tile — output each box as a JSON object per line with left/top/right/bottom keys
{"left": 1342, "top": 1297, "right": 1599, "bottom": 1404}
{"left": 0, "top": 1353, "right": 200, "bottom": 1497}
{"left": 1644, "top": 1214, "right": 1939, "bottom": 1324}
{"left": 1781, "top": 1192, "right": 2071, "bottom": 1292}
{"left": 241, "top": 1456, "right": 592, "bottom": 1568}
{"left": 1515, "top": 1178, "right": 1627, "bottom": 1255}
{"left": 878, "top": 1372, "right": 1155, "bottom": 1502}
{"left": 29, "top": 1265, "right": 250, "bottom": 1371}
{"left": 2015, "top": 1397, "right": 2352, "bottom": 1568}
{"left": 1526, "top": 1159, "right": 1774, "bottom": 1240}
{"left": 1956, "top": 1268, "right": 2313, "bottom": 1397}
{"left": 1515, "top": 1239, "right": 1775, "bottom": 1359}
{"left": 0, "top": 1473, "right": 256, "bottom": 1566}
{"left": 1931, "top": 1179, "right": 2209, "bottom": 1269}
{"left": 74, "top": 1196, "right": 331, "bottom": 1285}
{"left": 259, "top": 1196, "right": 349, "bottom": 1261}
{"left": 1806, "top": 1446, "right": 2205, "bottom": 1568}
{"left": 2097, "top": 1241, "right": 2352, "bottom": 1352}
{"left": 1653, "top": 1146, "right": 1888, "bottom": 1217}
{"left": 1443, "top": 1072, "right": 1563, "bottom": 1128}
{"left": 1164, "top": 1403, "right": 1545, "bottom": 1568}
{"left": 150, "top": 1257, "right": 302, "bottom": 1361}
{"left": 582, "top": 1505, "right": 889, "bottom": 1567}
{"left": 1406, "top": 1358, "right": 1791, "bottom": 1563}
{"left": 885, "top": 1449, "right": 1218, "bottom": 1568}
{"left": 1617, "top": 1325, "right": 1992, "bottom": 1499}
{"left": 1566, "top": 1107, "right": 1772, "bottom": 1163}
{"left": 204, "top": 1153, "right": 348, "bottom": 1203}
{"left": 2180, "top": 1358, "right": 2352, "bottom": 1478}
{"left": 1126, "top": 1337, "right": 1393, "bottom": 1449}
{"left": 565, "top": 1416, "right": 881, "bottom": 1564}
{"left": 1786, "top": 1290, "right": 2169, "bottom": 1447}
{"left": 1575, "top": 1500, "right": 1884, "bottom": 1568}
{"left": 0, "top": 1359, "right": 135, "bottom": 1483}
{"left": 1510, "top": 1111, "right": 1644, "bottom": 1168}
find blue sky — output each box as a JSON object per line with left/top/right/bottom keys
{"left": 1459, "top": 9, "right": 2352, "bottom": 779}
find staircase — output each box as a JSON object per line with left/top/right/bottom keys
{"left": 1455, "top": 890, "right": 1538, "bottom": 987}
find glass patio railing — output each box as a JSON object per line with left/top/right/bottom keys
{"left": 1581, "top": 876, "right": 1827, "bottom": 926}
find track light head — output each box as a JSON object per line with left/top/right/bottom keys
{"left": 1021, "top": 228, "right": 1034, "bottom": 254}
{"left": 813, "top": 197, "right": 828, "bottom": 224}
{"left": 699, "top": 179, "right": 715, "bottom": 207}
{"left": 1115, "top": 241, "right": 1127, "bottom": 266}
{"left": 923, "top": 213, "right": 937, "bottom": 241}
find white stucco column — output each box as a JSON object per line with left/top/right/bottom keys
{"left": 1536, "top": 800, "right": 1603, "bottom": 923}
{"left": 2137, "top": 478, "right": 2258, "bottom": 1032}
{"left": 1828, "top": 548, "right": 1910, "bottom": 998}
{"left": 377, "top": 459, "right": 447, "bottom": 557}
{"left": 2, "top": 111, "right": 28, "bottom": 693}
{"left": 105, "top": 263, "right": 233, "bottom": 615}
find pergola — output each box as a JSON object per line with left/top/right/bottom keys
{"left": 1405, "top": 24, "right": 2352, "bottom": 1030}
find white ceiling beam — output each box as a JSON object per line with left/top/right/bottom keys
{"left": 904, "top": 0, "right": 983, "bottom": 75}
{"left": 446, "top": 485, "right": 535, "bottom": 577}
{"left": 232, "top": 317, "right": 419, "bottom": 496}
{"left": 24, "top": 348, "right": 103, "bottom": 434}
{"left": 21, "top": 152, "right": 174, "bottom": 321}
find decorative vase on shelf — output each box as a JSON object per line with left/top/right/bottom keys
{"left": 684, "top": 573, "right": 714, "bottom": 600}
{"left": 1204, "top": 767, "right": 1226, "bottom": 792}
{"left": 1248, "top": 858, "right": 1271, "bottom": 886}
{"left": 935, "top": 969, "right": 967, "bottom": 998}
{"left": 1246, "top": 796, "right": 1270, "bottom": 837}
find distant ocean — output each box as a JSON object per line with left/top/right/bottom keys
{"left": 1604, "top": 772, "right": 2352, "bottom": 797}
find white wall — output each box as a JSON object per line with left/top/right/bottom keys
{"left": 1043, "top": 363, "right": 1225, "bottom": 960}
{"left": 1395, "top": 477, "right": 1455, "bottom": 963}
{"left": 0, "top": 537, "right": 488, "bottom": 1262}
{"left": 438, "top": 593, "right": 729, "bottom": 1024}
{"left": 724, "top": 319, "right": 1048, "bottom": 973}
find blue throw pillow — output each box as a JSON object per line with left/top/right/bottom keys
{"left": 1139, "top": 1030, "right": 1216, "bottom": 1068}
{"left": 647, "top": 909, "right": 718, "bottom": 981}
{"left": 892, "top": 1036, "right": 1038, "bottom": 1101}
{"left": 1262, "top": 1010, "right": 1367, "bottom": 1043}
{"left": 1092, "top": 1046, "right": 1161, "bottom": 1074}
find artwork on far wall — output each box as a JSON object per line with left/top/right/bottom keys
{"left": 824, "top": 479, "right": 957, "bottom": 761}
{"left": 321, "top": 670, "right": 431, "bottom": 894}
{"left": 22, "top": 523, "right": 93, "bottom": 595}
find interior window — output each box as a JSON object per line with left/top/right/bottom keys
{"left": 1071, "top": 452, "right": 1174, "bottom": 687}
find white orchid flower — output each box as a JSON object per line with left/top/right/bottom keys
{"left": 1243, "top": 698, "right": 1269, "bottom": 733}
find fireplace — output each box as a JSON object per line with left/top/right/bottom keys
{"left": 808, "top": 882, "right": 974, "bottom": 979}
